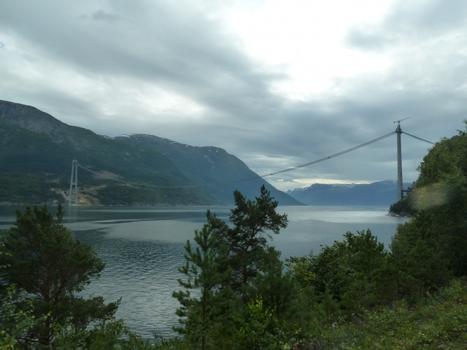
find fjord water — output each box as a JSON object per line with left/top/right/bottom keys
{"left": 0, "top": 206, "right": 404, "bottom": 339}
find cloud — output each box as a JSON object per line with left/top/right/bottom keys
{"left": 346, "top": 29, "right": 393, "bottom": 51}
{"left": 0, "top": 0, "right": 465, "bottom": 190}
{"left": 347, "top": 0, "right": 467, "bottom": 50}
{"left": 386, "top": 0, "right": 467, "bottom": 35}
{"left": 90, "top": 10, "right": 121, "bottom": 22}
{"left": 0, "top": 0, "right": 281, "bottom": 123}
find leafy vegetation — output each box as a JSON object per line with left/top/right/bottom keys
{"left": 0, "top": 286, "right": 40, "bottom": 350}
{"left": 390, "top": 123, "right": 467, "bottom": 296}
{"left": 288, "top": 230, "right": 397, "bottom": 317}
{"left": 317, "top": 279, "right": 467, "bottom": 350}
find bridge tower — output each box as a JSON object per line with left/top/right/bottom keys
{"left": 396, "top": 122, "right": 403, "bottom": 201}
{"left": 394, "top": 117, "right": 411, "bottom": 201}
{"left": 68, "top": 159, "right": 79, "bottom": 206}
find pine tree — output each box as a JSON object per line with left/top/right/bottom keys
{"left": 227, "top": 185, "right": 288, "bottom": 296}
{"left": 173, "top": 211, "right": 230, "bottom": 350}
{"left": 0, "top": 206, "right": 118, "bottom": 347}
{"left": 174, "top": 186, "right": 289, "bottom": 348}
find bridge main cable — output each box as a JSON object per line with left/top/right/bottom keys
{"left": 260, "top": 131, "right": 396, "bottom": 178}
{"left": 402, "top": 131, "right": 435, "bottom": 145}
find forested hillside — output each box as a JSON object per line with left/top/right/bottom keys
{"left": 0, "top": 100, "right": 298, "bottom": 205}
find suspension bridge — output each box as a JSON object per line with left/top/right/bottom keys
{"left": 67, "top": 121, "right": 434, "bottom": 206}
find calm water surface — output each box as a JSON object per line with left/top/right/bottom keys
{"left": 0, "top": 205, "right": 405, "bottom": 339}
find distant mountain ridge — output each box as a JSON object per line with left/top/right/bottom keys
{"left": 0, "top": 100, "right": 299, "bottom": 205}
{"left": 288, "top": 181, "right": 409, "bottom": 206}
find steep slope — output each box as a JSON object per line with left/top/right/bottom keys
{"left": 288, "top": 181, "right": 406, "bottom": 206}
{"left": 118, "top": 134, "right": 300, "bottom": 205}
{"left": 0, "top": 100, "right": 207, "bottom": 205}
{"left": 0, "top": 101, "right": 187, "bottom": 183}
{"left": 0, "top": 100, "right": 298, "bottom": 205}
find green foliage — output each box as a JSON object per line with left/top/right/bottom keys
{"left": 391, "top": 123, "right": 467, "bottom": 216}
{"left": 289, "top": 230, "right": 395, "bottom": 316}
{"left": 227, "top": 186, "right": 288, "bottom": 295}
{"left": 389, "top": 195, "right": 416, "bottom": 216}
{"left": 417, "top": 124, "right": 466, "bottom": 187}
{"left": 390, "top": 174, "right": 467, "bottom": 298}
{"left": 317, "top": 279, "right": 467, "bottom": 349}
{"left": 0, "top": 286, "right": 41, "bottom": 350}
{"left": 173, "top": 210, "right": 231, "bottom": 349}
{"left": 0, "top": 206, "right": 118, "bottom": 347}
{"left": 54, "top": 319, "right": 162, "bottom": 350}
{"left": 174, "top": 176, "right": 461, "bottom": 349}
{"left": 389, "top": 124, "right": 467, "bottom": 296}
{"left": 232, "top": 297, "right": 289, "bottom": 350}
{"left": 391, "top": 213, "right": 453, "bottom": 298}
{"left": 174, "top": 185, "right": 290, "bottom": 349}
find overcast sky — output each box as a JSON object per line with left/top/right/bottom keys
{"left": 1, "top": 0, "right": 466, "bottom": 190}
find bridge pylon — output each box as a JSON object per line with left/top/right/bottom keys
{"left": 68, "top": 159, "right": 79, "bottom": 206}
{"left": 394, "top": 117, "right": 410, "bottom": 201}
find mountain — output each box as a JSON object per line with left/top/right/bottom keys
{"left": 288, "top": 181, "right": 408, "bottom": 206}
{"left": 117, "top": 134, "right": 298, "bottom": 205}
{"left": 0, "top": 100, "right": 299, "bottom": 206}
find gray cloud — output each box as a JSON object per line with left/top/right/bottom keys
{"left": 386, "top": 0, "right": 467, "bottom": 35}
{"left": 346, "top": 30, "right": 393, "bottom": 50}
{"left": 90, "top": 10, "right": 121, "bottom": 22}
{"left": 0, "top": 0, "right": 465, "bottom": 189}
{"left": 0, "top": 0, "right": 280, "bottom": 124}
{"left": 348, "top": 0, "right": 467, "bottom": 50}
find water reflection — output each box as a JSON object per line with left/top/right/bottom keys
{"left": 76, "top": 229, "right": 185, "bottom": 338}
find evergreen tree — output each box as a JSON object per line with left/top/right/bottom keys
{"left": 174, "top": 186, "right": 289, "bottom": 349}
{"left": 0, "top": 206, "right": 118, "bottom": 347}
{"left": 174, "top": 211, "right": 230, "bottom": 350}
{"left": 227, "top": 185, "right": 288, "bottom": 297}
